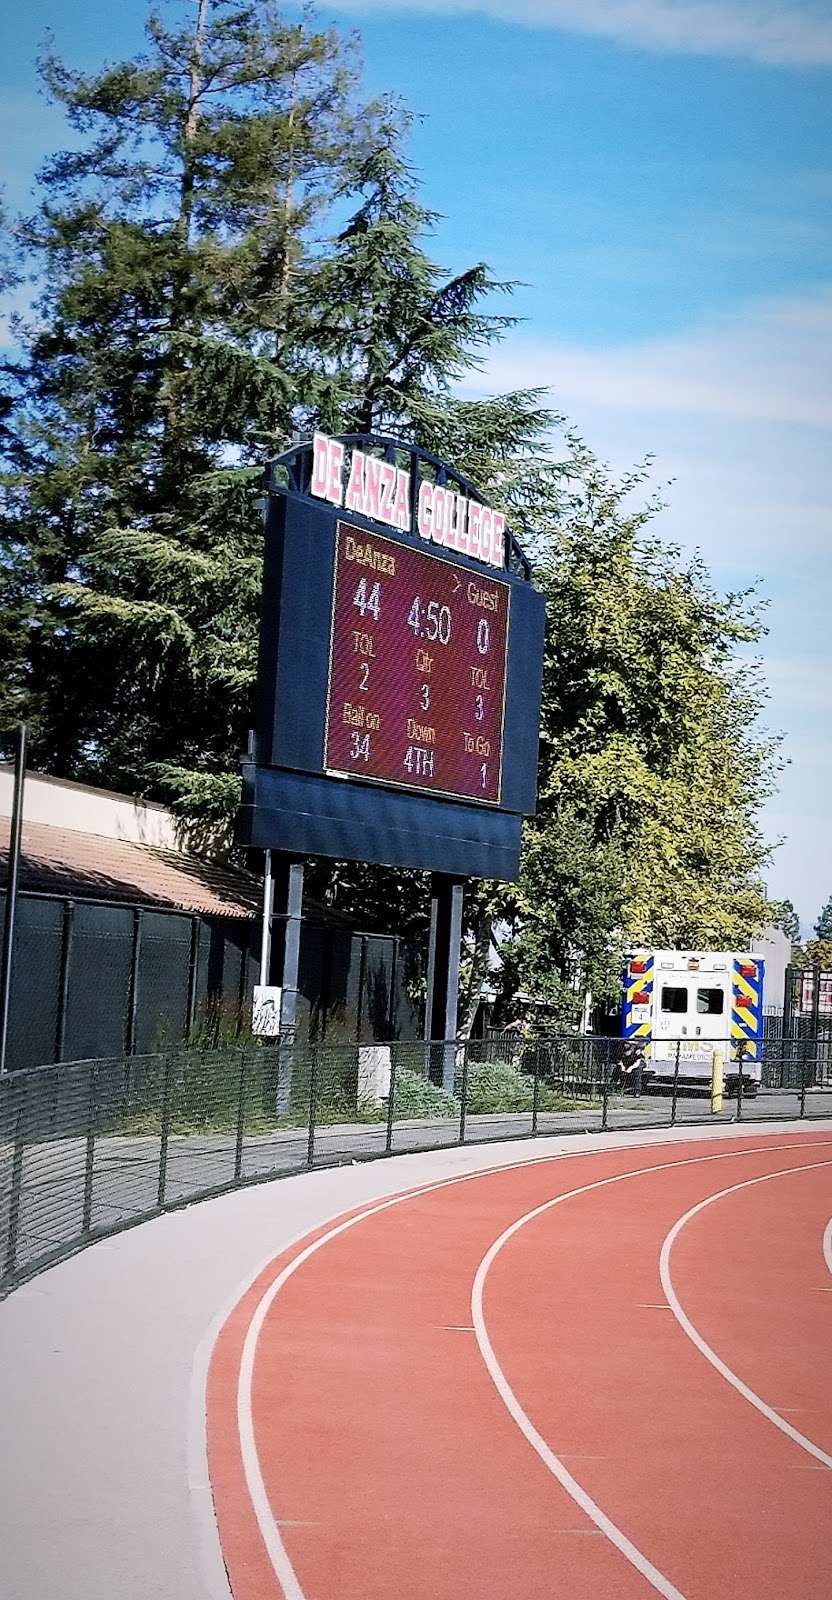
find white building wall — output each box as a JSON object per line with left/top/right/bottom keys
{"left": 0, "top": 764, "right": 182, "bottom": 851}
{"left": 751, "top": 925, "right": 791, "bottom": 1013}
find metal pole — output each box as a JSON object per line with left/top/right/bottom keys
{"left": 670, "top": 1039, "right": 681, "bottom": 1126}
{"left": 385, "top": 1048, "right": 397, "bottom": 1153}
{"left": 259, "top": 849, "right": 274, "bottom": 983}
{"left": 425, "top": 876, "right": 464, "bottom": 1089}
{"left": 0, "top": 722, "right": 27, "bottom": 1076}
{"left": 126, "top": 908, "right": 142, "bottom": 1056}
{"left": 280, "top": 860, "right": 304, "bottom": 1033}
{"left": 458, "top": 1040, "right": 469, "bottom": 1144}
{"left": 4, "top": 1090, "right": 26, "bottom": 1279}
{"left": 306, "top": 1049, "right": 318, "bottom": 1168}
{"left": 424, "top": 892, "right": 440, "bottom": 1042}
{"left": 810, "top": 959, "right": 821, "bottom": 1100}
{"left": 185, "top": 916, "right": 200, "bottom": 1039}
{"left": 54, "top": 899, "right": 75, "bottom": 1062}
{"left": 157, "top": 1053, "right": 174, "bottom": 1208}
{"left": 234, "top": 1048, "right": 247, "bottom": 1180}
{"left": 711, "top": 1047, "right": 724, "bottom": 1115}
{"left": 82, "top": 1062, "right": 98, "bottom": 1234}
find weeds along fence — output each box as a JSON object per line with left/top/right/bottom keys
{"left": 2, "top": 1030, "right": 830, "bottom": 1296}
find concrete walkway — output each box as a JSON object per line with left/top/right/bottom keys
{"left": 2, "top": 1118, "right": 830, "bottom": 1600}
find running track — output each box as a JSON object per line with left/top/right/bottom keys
{"left": 207, "top": 1131, "right": 832, "bottom": 1600}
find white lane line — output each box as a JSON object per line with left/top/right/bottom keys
{"left": 471, "top": 1167, "right": 704, "bottom": 1600}
{"left": 823, "top": 1216, "right": 832, "bottom": 1279}
{"left": 659, "top": 1161, "right": 832, "bottom": 1471}
{"left": 233, "top": 1137, "right": 832, "bottom": 1600}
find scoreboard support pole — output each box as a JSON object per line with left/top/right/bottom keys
{"left": 259, "top": 850, "right": 275, "bottom": 984}
{"left": 425, "top": 875, "right": 465, "bottom": 1091}
{"left": 261, "top": 855, "right": 305, "bottom": 1113}
{"left": 273, "top": 857, "right": 305, "bottom": 1035}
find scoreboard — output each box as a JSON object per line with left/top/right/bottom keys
{"left": 325, "top": 524, "right": 509, "bottom": 805}
{"left": 237, "top": 434, "right": 546, "bottom": 883}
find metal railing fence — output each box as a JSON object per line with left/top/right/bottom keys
{"left": 2, "top": 1031, "right": 830, "bottom": 1296}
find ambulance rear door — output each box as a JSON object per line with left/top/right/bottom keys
{"left": 652, "top": 953, "right": 731, "bottom": 1075}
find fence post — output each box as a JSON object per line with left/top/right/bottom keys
{"left": 799, "top": 1044, "right": 808, "bottom": 1119}
{"left": 81, "top": 1062, "right": 99, "bottom": 1234}
{"left": 670, "top": 1040, "right": 681, "bottom": 1126}
{"left": 735, "top": 1040, "right": 744, "bottom": 1121}
{"left": 601, "top": 1040, "right": 609, "bottom": 1131}
{"left": 306, "top": 1048, "right": 318, "bottom": 1169}
{"left": 3, "top": 1084, "right": 27, "bottom": 1280}
{"left": 458, "top": 1040, "right": 469, "bottom": 1144}
{"left": 54, "top": 900, "right": 75, "bottom": 1063}
{"left": 385, "top": 1047, "right": 397, "bottom": 1154}
{"left": 531, "top": 1046, "right": 541, "bottom": 1136}
{"left": 157, "top": 1053, "right": 173, "bottom": 1208}
{"left": 186, "top": 917, "right": 200, "bottom": 1040}
{"left": 0, "top": 721, "right": 26, "bottom": 1078}
{"left": 234, "top": 1048, "right": 247, "bottom": 1181}
{"left": 125, "top": 909, "right": 143, "bottom": 1058}
{"left": 711, "top": 1049, "right": 724, "bottom": 1115}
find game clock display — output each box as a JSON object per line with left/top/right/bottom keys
{"left": 324, "top": 522, "right": 510, "bottom": 804}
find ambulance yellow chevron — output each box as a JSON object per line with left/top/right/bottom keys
{"left": 731, "top": 958, "right": 761, "bottom": 1060}
{"left": 623, "top": 954, "right": 654, "bottom": 1040}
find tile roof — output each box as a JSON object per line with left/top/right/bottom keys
{"left": 0, "top": 817, "right": 260, "bottom": 919}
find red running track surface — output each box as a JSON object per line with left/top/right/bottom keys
{"left": 207, "top": 1132, "right": 832, "bottom": 1600}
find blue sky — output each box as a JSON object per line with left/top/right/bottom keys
{"left": 1, "top": 0, "right": 830, "bottom": 930}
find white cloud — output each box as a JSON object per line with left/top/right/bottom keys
{"left": 470, "top": 285, "right": 832, "bottom": 577}
{"left": 468, "top": 287, "right": 832, "bottom": 915}
{"left": 326, "top": 0, "right": 832, "bottom": 68}
{"left": 481, "top": 287, "right": 832, "bottom": 430}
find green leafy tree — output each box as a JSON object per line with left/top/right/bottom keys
{"left": 804, "top": 938, "right": 832, "bottom": 970}
{"left": 482, "top": 454, "right": 779, "bottom": 1022}
{"left": 770, "top": 897, "right": 801, "bottom": 945}
{"left": 814, "top": 896, "right": 832, "bottom": 943}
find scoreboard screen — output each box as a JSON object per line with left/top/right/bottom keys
{"left": 324, "top": 522, "right": 510, "bottom": 804}
{"left": 240, "top": 432, "right": 546, "bottom": 881}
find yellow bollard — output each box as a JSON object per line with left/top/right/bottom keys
{"left": 711, "top": 1048, "right": 724, "bottom": 1114}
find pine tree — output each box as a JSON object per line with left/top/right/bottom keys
{"left": 1, "top": 0, "right": 369, "bottom": 791}
{"left": 296, "top": 116, "right": 515, "bottom": 437}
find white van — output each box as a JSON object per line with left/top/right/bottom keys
{"left": 622, "top": 950, "right": 764, "bottom": 1092}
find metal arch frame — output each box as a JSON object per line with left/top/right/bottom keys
{"left": 265, "top": 432, "right": 534, "bottom": 582}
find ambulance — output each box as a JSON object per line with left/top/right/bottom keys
{"left": 622, "top": 950, "right": 764, "bottom": 1093}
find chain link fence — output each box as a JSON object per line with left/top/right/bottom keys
{"left": 2, "top": 1030, "right": 830, "bottom": 1295}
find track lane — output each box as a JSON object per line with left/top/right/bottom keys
{"left": 207, "top": 1133, "right": 832, "bottom": 1600}
{"left": 481, "top": 1148, "right": 832, "bottom": 1600}
{"left": 662, "top": 1163, "right": 832, "bottom": 1459}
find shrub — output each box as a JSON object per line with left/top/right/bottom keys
{"left": 464, "top": 1059, "right": 537, "bottom": 1113}
{"left": 392, "top": 1069, "right": 459, "bottom": 1119}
